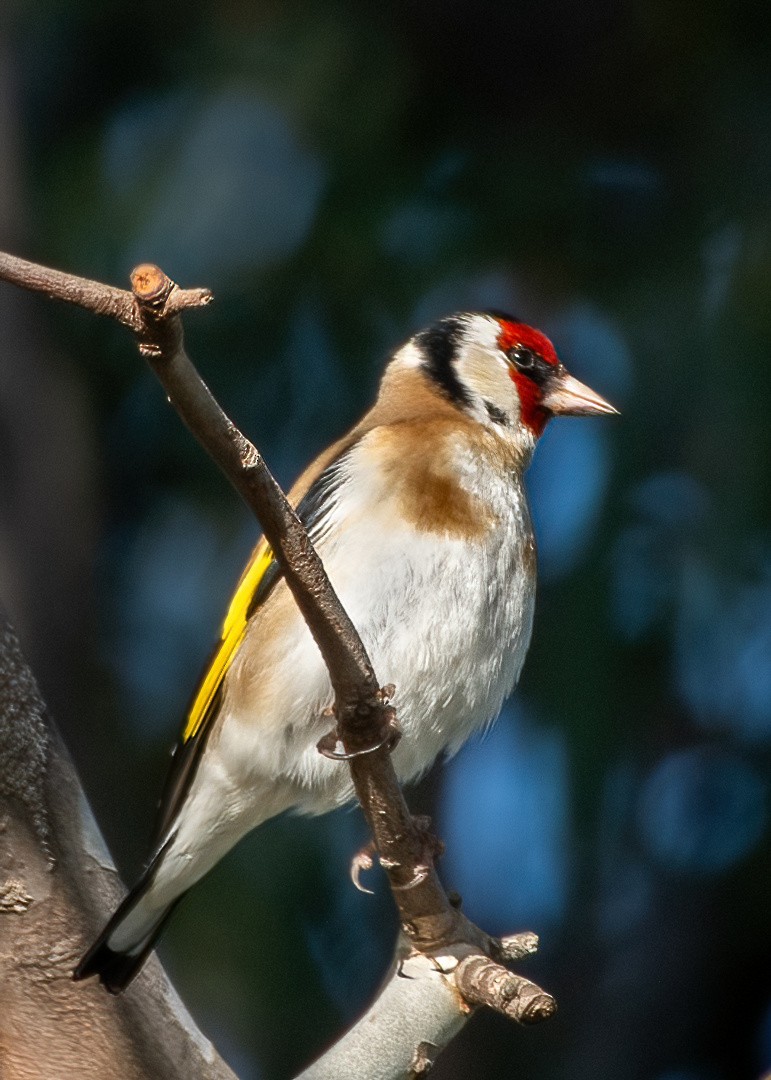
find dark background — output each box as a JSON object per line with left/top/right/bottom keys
{"left": 1, "top": 2, "right": 770, "bottom": 1078}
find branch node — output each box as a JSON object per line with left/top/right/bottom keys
{"left": 494, "top": 931, "right": 540, "bottom": 962}
{"left": 138, "top": 340, "right": 164, "bottom": 360}
{"left": 408, "top": 1041, "right": 438, "bottom": 1077}
{"left": 131, "top": 263, "right": 175, "bottom": 309}
{"left": 378, "top": 682, "right": 396, "bottom": 703}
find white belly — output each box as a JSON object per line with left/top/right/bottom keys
{"left": 210, "top": 475, "right": 535, "bottom": 817}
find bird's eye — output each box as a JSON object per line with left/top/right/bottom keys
{"left": 508, "top": 346, "right": 538, "bottom": 372}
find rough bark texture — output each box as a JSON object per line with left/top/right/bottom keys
{"left": 0, "top": 612, "right": 236, "bottom": 1080}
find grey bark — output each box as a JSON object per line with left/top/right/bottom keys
{"left": 0, "top": 611, "right": 237, "bottom": 1080}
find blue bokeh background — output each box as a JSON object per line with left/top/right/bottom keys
{"left": 1, "top": 3, "right": 770, "bottom": 1078}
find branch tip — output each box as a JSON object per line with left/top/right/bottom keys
{"left": 129, "top": 263, "right": 212, "bottom": 318}
{"left": 495, "top": 931, "right": 540, "bottom": 961}
{"left": 520, "top": 991, "right": 557, "bottom": 1025}
{"left": 454, "top": 954, "right": 556, "bottom": 1026}
{"left": 131, "top": 263, "right": 174, "bottom": 307}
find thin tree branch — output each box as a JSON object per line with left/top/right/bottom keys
{"left": 0, "top": 251, "right": 211, "bottom": 330}
{"left": 454, "top": 954, "right": 556, "bottom": 1024}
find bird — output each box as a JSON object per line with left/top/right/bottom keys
{"left": 74, "top": 310, "right": 617, "bottom": 993}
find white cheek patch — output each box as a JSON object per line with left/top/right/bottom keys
{"left": 455, "top": 341, "right": 521, "bottom": 426}
{"left": 386, "top": 315, "right": 525, "bottom": 431}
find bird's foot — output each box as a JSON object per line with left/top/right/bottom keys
{"left": 350, "top": 815, "right": 444, "bottom": 894}
{"left": 317, "top": 684, "right": 400, "bottom": 760}
{"left": 381, "top": 815, "right": 445, "bottom": 891}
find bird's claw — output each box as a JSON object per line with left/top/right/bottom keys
{"left": 316, "top": 695, "right": 401, "bottom": 760}
{"left": 388, "top": 862, "right": 430, "bottom": 891}
{"left": 380, "top": 815, "right": 445, "bottom": 890}
{"left": 350, "top": 841, "right": 377, "bottom": 894}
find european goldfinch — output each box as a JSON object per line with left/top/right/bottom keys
{"left": 75, "top": 310, "right": 616, "bottom": 992}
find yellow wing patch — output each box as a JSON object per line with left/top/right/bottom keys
{"left": 182, "top": 540, "right": 275, "bottom": 743}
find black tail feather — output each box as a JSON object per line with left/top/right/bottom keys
{"left": 74, "top": 939, "right": 153, "bottom": 995}
{"left": 73, "top": 887, "right": 183, "bottom": 994}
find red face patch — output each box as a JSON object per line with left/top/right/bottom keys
{"left": 510, "top": 370, "right": 548, "bottom": 436}
{"left": 495, "top": 319, "right": 560, "bottom": 437}
{"left": 495, "top": 320, "right": 559, "bottom": 366}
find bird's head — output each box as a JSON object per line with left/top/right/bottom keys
{"left": 395, "top": 310, "right": 617, "bottom": 446}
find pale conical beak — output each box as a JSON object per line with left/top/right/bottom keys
{"left": 542, "top": 370, "right": 619, "bottom": 417}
